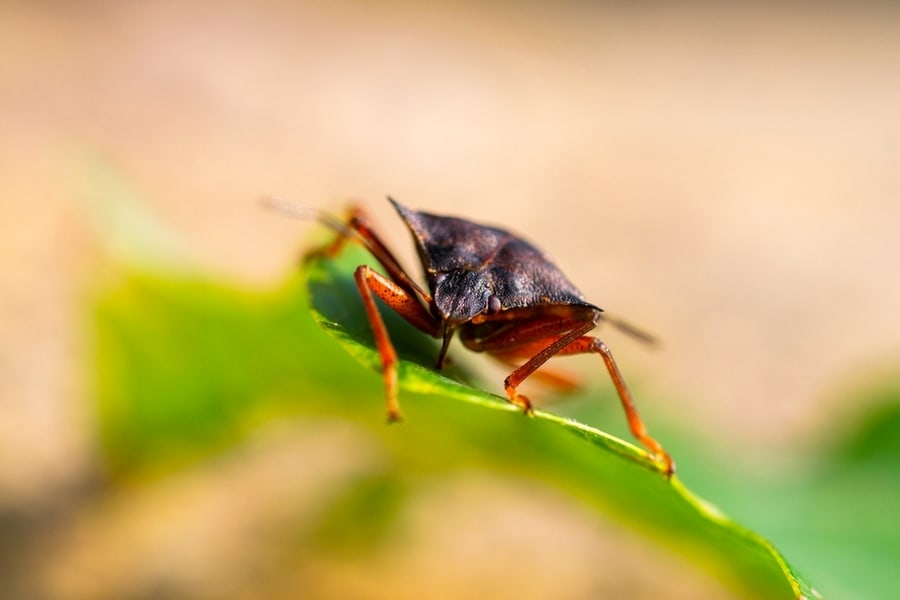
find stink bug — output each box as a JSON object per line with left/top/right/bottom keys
{"left": 268, "top": 197, "right": 674, "bottom": 475}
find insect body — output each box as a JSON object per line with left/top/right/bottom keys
{"left": 294, "top": 197, "right": 674, "bottom": 476}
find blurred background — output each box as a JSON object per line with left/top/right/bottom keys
{"left": 2, "top": 1, "right": 899, "bottom": 598}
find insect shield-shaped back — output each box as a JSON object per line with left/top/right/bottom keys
{"left": 388, "top": 198, "right": 596, "bottom": 324}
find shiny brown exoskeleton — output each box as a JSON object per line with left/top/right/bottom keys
{"left": 294, "top": 197, "right": 674, "bottom": 476}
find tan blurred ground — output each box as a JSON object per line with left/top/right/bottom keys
{"left": 2, "top": 1, "right": 899, "bottom": 598}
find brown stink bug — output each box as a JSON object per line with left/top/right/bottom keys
{"left": 268, "top": 197, "right": 674, "bottom": 475}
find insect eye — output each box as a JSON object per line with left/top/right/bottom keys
{"left": 487, "top": 294, "right": 502, "bottom": 315}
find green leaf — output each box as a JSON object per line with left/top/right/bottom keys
{"left": 91, "top": 267, "right": 377, "bottom": 478}
{"left": 305, "top": 246, "right": 820, "bottom": 600}
{"left": 89, "top": 239, "right": 820, "bottom": 599}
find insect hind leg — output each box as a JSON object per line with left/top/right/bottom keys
{"left": 553, "top": 336, "right": 675, "bottom": 476}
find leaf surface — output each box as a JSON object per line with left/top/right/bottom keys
{"left": 305, "top": 247, "right": 820, "bottom": 600}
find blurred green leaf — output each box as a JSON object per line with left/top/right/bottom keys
{"left": 91, "top": 244, "right": 819, "bottom": 599}
{"left": 92, "top": 268, "right": 371, "bottom": 477}
{"left": 715, "top": 383, "right": 900, "bottom": 600}
{"left": 829, "top": 383, "right": 900, "bottom": 467}
{"left": 304, "top": 247, "right": 819, "bottom": 600}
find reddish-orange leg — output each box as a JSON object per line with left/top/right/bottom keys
{"left": 353, "top": 265, "right": 441, "bottom": 421}
{"left": 554, "top": 336, "right": 674, "bottom": 475}
{"left": 463, "top": 306, "right": 675, "bottom": 475}
{"left": 308, "top": 207, "right": 441, "bottom": 422}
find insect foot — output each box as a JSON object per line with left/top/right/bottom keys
{"left": 385, "top": 409, "right": 406, "bottom": 425}
{"left": 656, "top": 451, "right": 676, "bottom": 478}
{"left": 503, "top": 383, "right": 535, "bottom": 416}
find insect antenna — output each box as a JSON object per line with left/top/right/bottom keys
{"left": 602, "top": 314, "right": 660, "bottom": 347}
{"left": 260, "top": 196, "right": 356, "bottom": 239}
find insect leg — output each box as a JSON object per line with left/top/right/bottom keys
{"left": 501, "top": 320, "right": 597, "bottom": 414}
{"left": 492, "top": 353, "right": 582, "bottom": 393}
{"left": 308, "top": 205, "right": 433, "bottom": 306}
{"left": 552, "top": 336, "right": 675, "bottom": 476}
{"left": 473, "top": 314, "right": 674, "bottom": 475}
{"left": 353, "top": 265, "right": 442, "bottom": 422}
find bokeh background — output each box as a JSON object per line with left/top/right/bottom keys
{"left": 2, "top": 1, "right": 899, "bottom": 598}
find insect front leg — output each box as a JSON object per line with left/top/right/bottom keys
{"left": 499, "top": 321, "right": 597, "bottom": 415}
{"left": 353, "top": 265, "right": 441, "bottom": 422}
{"left": 462, "top": 309, "right": 596, "bottom": 415}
